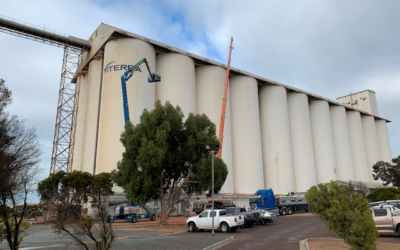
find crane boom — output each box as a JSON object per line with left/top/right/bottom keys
{"left": 217, "top": 37, "right": 234, "bottom": 158}
{"left": 121, "top": 58, "right": 160, "bottom": 123}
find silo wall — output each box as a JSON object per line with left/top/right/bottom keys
{"left": 330, "top": 106, "right": 355, "bottom": 181}
{"left": 259, "top": 86, "right": 294, "bottom": 194}
{"left": 81, "top": 58, "right": 103, "bottom": 174}
{"left": 346, "top": 111, "right": 370, "bottom": 182}
{"left": 375, "top": 119, "right": 392, "bottom": 162}
{"left": 96, "top": 38, "right": 156, "bottom": 174}
{"left": 195, "top": 66, "right": 234, "bottom": 193}
{"left": 230, "top": 76, "right": 264, "bottom": 193}
{"left": 287, "top": 93, "right": 317, "bottom": 192}
{"left": 362, "top": 116, "right": 381, "bottom": 181}
{"left": 156, "top": 53, "right": 195, "bottom": 118}
{"left": 309, "top": 100, "right": 337, "bottom": 183}
{"left": 72, "top": 74, "right": 89, "bottom": 171}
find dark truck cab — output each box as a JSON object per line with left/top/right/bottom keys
{"left": 226, "top": 206, "right": 259, "bottom": 228}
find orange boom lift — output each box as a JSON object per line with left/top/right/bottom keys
{"left": 217, "top": 37, "right": 234, "bottom": 158}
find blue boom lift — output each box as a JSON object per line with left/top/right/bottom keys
{"left": 121, "top": 58, "right": 161, "bottom": 123}
{"left": 108, "top": 58, "right": 160, "bottom": 223}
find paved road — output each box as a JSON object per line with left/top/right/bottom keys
{"left": 181, "top": 213, "right": 400, "bottom": 250}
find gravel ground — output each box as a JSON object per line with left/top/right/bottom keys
{"left": 0, "top": 224, "right": 230, "bottom": 250}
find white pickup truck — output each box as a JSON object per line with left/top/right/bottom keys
{"left": 186, "top": 209, "right": 244, "bottom": 232}
{"left": 370, "top": 205, "right": 400, "bottom": 234}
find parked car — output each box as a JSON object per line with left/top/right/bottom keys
{"left": 186, "top": 209, "right": 244, "bottom": 232}
{"left": 256, "top": 209, "right": 276, "bottom": 224}
{"left": 226, "top": 206, "right": 259, "bottom": 228}
{"left": 370, "top": 205, "right": 400, "bottom": 235}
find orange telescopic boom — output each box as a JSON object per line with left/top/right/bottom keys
{"left": 217, "top": 37, "right": 234, "bottom": 158}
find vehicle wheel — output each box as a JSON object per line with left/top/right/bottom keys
{"left": 130, "top": 215, "right": 137, "bottom": 223}
{"left": 199, "top": 229, "right": 204, "bottom": 232}
{"left": 230, "top": 227, "right": 237, "bottom": 232}
{"left": 106, "top": 215, "right": 112, "bottom": 223}
{"left": 280, "top": 208, "right": 287, "bottom": 216}
{"left": 220, "top": 222, "right": 230, "bottom": 233}
{"left": 189, "top": 222, "right": 196, "bottom": 233}
{"left": 150, "top": 214, "right": 156, "bottom": 221}
{"left": 287, "top": 208, "right": 293, "bottom": 215}
{"left": 248, "top": 223, "right": 253, "bottom": 228}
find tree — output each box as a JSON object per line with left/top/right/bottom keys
{"left": 348, "top": 180, "right": 369, "bottom": 198}
{"left": 37, "top": 171, "right": 115, "bottom": 250}
{"left": 367, "top": 188, "right": 400, "bottom": 202}
{"left": 0, "top": 79, "right": 12, "bottom": 112}
{"left": 372, "top": 156, "right": 400, "bottom": 187}
{"left": 111, "top": 100, "right": 228, "bottom": 225}
{"left": 306, "top": 181, "right": 377, "bottom": 250}
{"left": 0, "top": 80, "right": 42, "bottom": 250}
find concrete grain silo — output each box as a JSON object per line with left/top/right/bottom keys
{"left": 72, "top": 74, "right": 89, "bottom": 172}
{"left": 96, "top": 38, "right": 156, "bottom": 174}
{"left": 195, "top": 66, "right": 234, "bottom": 193}
{"left": 346, "top": 111, "right": 371, "bottom": 182}
{"left": 330, "top": 106, "right": 355, "bottom": 181}
{"left": 309, "top": 100, "right": 338, "bottom": 183}
{"left": 230, "top": 76, "right": 264, "bottom": 193}
{"left": 287, "top": 93, "right": 317, "bottom": 192}
{"left": 375, "top": 119, "right": 393, "bottom": 163}
{"left": 259, "top": 86, "right": 294, "bottom": 194}
{"left": 156, "top": 53, "right": 195, "bottom": 118}
{"left": 67, "top": 23, "right": 393, "bottom": 206}
{"left": 362, "top": 116, "right": 381, "bottom": 182}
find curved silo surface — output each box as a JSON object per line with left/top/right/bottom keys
{"left": 156, "top": 53, "right": 195, "bottom": 118}
{"left": 195, "top": 66, "right": 234, "bottom": 193}
{"left": 346, "top": 111, "right": 370, "bottom": 181}
{"left": 96, "top": 38, "right": 156, "bottom": 174}
{"left": 330, "top": 106, "right": 355, "bottom": 181}
{"left": 259, "top": 86, "right": 294, "bottom": 194}
{"left": 72, "top": 74, "right": 89, "bottom": 171}
{"left": 230, "top": 76, "right": 264, "bottom": 193}
{"left": 287, "top": 93, "right": 317, "bottom": 192}
{"left": 362, "top": 116, "right": 381, "bottom": 181}
{"left": 375, "top": 119, "right": 392, "bottom": 162}
{"left": 81, "top": 58, "right": 103, "bottom": 174}
{"left": 309, "top": 100, "right": 337, "bottom": 183}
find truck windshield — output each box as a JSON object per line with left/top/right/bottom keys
{"left": 249, "top": 198, "right": 260, "bottom": 203}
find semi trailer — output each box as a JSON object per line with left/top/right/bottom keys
{"left": 249, "top": 189, "right": 308, "bottom": 216}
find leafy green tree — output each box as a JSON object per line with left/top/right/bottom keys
{"left": 0, "top": 79, "right": 41, "bottom": 250}
{"left": 367, "top": 188, "right": 400, "bottom": 202}
{"left": 306, "top": 181, "right": 377, "bottom": 250}
{"left": 372, "top": 156, "right": 400, "bottom": 187}
{"left": 112, "top": 101, "right": 228, "bottom": 225}
{"left": 38, "top": 171, "right": 115, "bottom": 250}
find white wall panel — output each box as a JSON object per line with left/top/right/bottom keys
{"left": 330, "top": 106, "right": 355, "bottom": 181}
{"left": 287, "top": 93, "right": 317, "bottom": 192}
{"left": 230, "top": 76, "right": 264, "bottom": 193}
{"left": 195, "top": 66, "right": 234, "bottom": 193}
{"left": 309, "top": 100, "right": 337, "bottom": 183}
{"left": 260, "top": 86, "right": 295, "bottom": 194}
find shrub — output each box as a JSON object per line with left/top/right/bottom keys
{"left": 306, "top": 181, "right": 377, "bottom": 250}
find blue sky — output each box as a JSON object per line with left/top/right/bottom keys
{"left": 1, "top": 0, "right": 399, "bottom": 202}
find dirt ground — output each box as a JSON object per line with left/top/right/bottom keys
{"left": 307, "top": 238, "right": 400, "bottom": 250}
{"left": 32, "top": 215, "right": 189, "bottom": 233}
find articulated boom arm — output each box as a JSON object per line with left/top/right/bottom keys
{"left": 121, "top": 58, "right": 161, "bottom": 123}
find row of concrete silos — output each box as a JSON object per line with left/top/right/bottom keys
{"left": 72, "top": 37, "right": 392, "bottom": 196}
